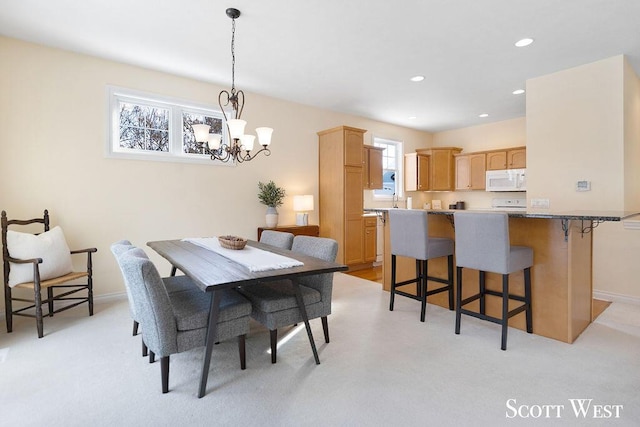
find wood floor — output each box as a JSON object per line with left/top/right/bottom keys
{"left": 346, "top": 265, "right": 610, "bottom": 320}
{"left": 345, "top": 265, "right": 383, "bottom": 283}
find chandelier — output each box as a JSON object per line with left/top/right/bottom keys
{"left": 193, "top": 8, "right": 272, "bottom": 163}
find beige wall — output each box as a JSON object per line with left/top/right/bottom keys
{"left": 0, "top": 36, "right": 429, "bottom": 305}
{"left": 527, "top": 55, "right": 640, "bottom": 301}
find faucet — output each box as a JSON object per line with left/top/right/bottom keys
{"left": 392, "top": 192, "right": 398, "bottom": 208}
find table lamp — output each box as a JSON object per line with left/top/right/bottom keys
{"left": 293, "top": 195, "right": 314, "bottom": 226}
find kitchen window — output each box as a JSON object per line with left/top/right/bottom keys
{"left": 107, "top": 86, "right": 227, "bottom": 164}
{"left": 373, "top": 137, "right": 403, "bottom": 198}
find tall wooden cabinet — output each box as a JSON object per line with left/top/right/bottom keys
{"left": 318, "top": 126, "right": 367, "bottom": 267}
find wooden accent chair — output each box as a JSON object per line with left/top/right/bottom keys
{"left": 2, "top": 210, "right": 96, "bottom": 338}
{"left": 111, "top": 243, "right": 252, "bottom": 393}
{"left": 240, "top": 235, "right": 338, "bottom": 363}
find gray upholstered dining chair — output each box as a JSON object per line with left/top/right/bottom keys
{"left": 111, "top": 240, "right": 203, "bottom": 360}
{"left": 112, "top": 244, "right": 252, "bottom": 393}
{"left": 239, "top": 235, "right": 338, "bottom": 363}
{"left": 259, "top": 230, "right": 294, "bottom": 249}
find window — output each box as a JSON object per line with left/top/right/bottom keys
{"left": 107, "top": 86, "right": 227, "bottom": 164}
{"left": 373, "top": 137, "right": 403, "bottom": 198}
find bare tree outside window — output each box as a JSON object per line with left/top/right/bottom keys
{"left": 118, "top": 102, "right": 169, "bottom": 151}
{"left": 182, "top": 112, "right": 223, "bottom": 155}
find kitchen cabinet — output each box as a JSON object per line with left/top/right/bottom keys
{"left": 363, "top": 145, "right": 384, "bottom": 189}
{"left": 455, "top": 153, "right": 486, "bottom": 190}
{"left": 406, "top": 147, "right": 461, "bottom": 191}
{"left": 318, "top": 126, "right": 368, "bottom": 268}
{"left": 486, "top": 147, "right": 526, "bottom": 170}
{"left": 363, "top": 216, "right": 377, "bottom": 263}
{"left": 507, "top": 147, "right": 526, "bottom": 168}
{"left": 404, "top": 153, "right": 430, "bottom": 191}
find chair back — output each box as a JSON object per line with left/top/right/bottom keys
{"left": 454, "top": 212, "right": 510, "bottom": 273}
{"left": 110, "top": 240, "right": 138, "bottom": 321}
{"left": 291, "top": 236, "right": 338, "bottom": 304}
{"left": 389, "top": 209, "right": 431, "bottom": 259}
{"left": 114, "top": 247, "right": 178, "bottom": 357}
{"left": 259, "top": 230, "right": 294, "bottom": 250}
{"left": 1, "top": 210, "right": 50, "bottom": 286}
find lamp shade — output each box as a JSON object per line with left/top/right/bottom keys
{"left": 255, "top": 127, "right": 273, "bottom": 146}
{"left": 192, "top": 124, "right": 211, "bottom": 143}
{"left": 293, "top": 195, "right": 314, "bottom": 212}
{"left": 239, "top": 134, "right": 255, "bottom": 151}
{"left": 227, "top": 119, "right": 246, "bottom": 139}
{"left": 207, "top": 134, "right": 222, "bottom": 150}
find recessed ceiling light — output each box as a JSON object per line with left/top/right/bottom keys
{"left": 410, "top": 75, "right": 425, "bottom": 82}
{"left": 478, "top": 113, "right": 489, "bottom": 118}
{"left": 408, "top": 116, "right": 417, "bottom": 120}
{"left": 512, "top": 89, "right": 525, "bottom": 95}
{"left": 515, "top": 38, "right": 534, "bottom": 47}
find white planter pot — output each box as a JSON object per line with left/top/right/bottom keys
{"left": 265, "top": 207, "right": 279, "bottom": 228}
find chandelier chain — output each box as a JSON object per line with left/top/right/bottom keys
{"left": 231, "top": 17, "right": 236, "bottom": 93}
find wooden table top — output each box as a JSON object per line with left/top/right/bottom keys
{"left": 147, "top": 239, "right": 347, "bottom": 292}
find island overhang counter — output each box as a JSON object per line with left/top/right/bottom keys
{"left": 365, "top": 208, "right": 639, "bottom": 344}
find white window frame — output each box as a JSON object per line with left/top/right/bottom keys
{"left": 373, "top": 137, "right": 403, "bottom": 199}
{"left": 106, "top": 86, "right": 231, "bottom": 166}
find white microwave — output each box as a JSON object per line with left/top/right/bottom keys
{"left": 485, "top": 169, "right": 526, "bottom": 192}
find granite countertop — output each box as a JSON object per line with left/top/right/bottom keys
{"left": 364, "top": 207, "right": 640, "bottom": 222}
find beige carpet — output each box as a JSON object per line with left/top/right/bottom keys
{"left": 1, "top": 272, "right": 639, "bottom": 426}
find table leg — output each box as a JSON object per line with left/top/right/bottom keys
{"left": 198, "top": 290, "right": 222, "bottom": 398}
{"left": 292, "top": 283, "right": 320, "bottom": 365}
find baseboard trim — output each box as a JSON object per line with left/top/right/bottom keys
{"left": 593, "top": 290, "right": 640, "bottom": 306}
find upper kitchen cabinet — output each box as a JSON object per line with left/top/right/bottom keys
{"left": 363, "top": 145, "right": 384, "bottom": 189}
{"left": 318, "top": 125, "right": 367, "bottom": 267}
{"left": 455, "top": 152, "right": 486, "bottom": 190}
{"left": 507, "top": 147, "right": 526, "bottom": 169}
{"left": 404, "top": 152, "right": 430, "bottom": 191}
{"left": 406, "top": 147, "right": 462, "bottom": 191}
{"left": 486, "top": 147, "right": 526, "bottom": 170}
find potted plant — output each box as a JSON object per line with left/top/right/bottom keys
{"left": 258, "top": 180, "right": 286, "bottom": 227}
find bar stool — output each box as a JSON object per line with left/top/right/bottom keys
{"left": 389, "top": 209, "right": 454, "bottom": 322}
{"left": 453, "top": 212, "right": 533, "bottom": 350}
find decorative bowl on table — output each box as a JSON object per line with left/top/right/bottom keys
{"left": 218, "top": 235, "right": 247, "bottom": 250}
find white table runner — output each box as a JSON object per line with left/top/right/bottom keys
{"left": 183, "top": 237, "right": 303, "bottom": 272}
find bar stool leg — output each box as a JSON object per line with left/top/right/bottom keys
{"left": 416, "top": 259, "right": 421, "bottom": 298}
{"left": 524, "top": 267, "right": 533, "bottom": 333}
{"left": 389, "top": 255, "right": 397, "bottom": 311}
{"left": 447, "top": 255, "right": 454, "bottom": 310}
{"left": 501, "top": 274, "right": 509, "bottom": 351}
{"left": 455, "top": 267, "right": 463, "bottom": 334}
{"left": 479, "top": 271, "right": 486, "bottom": 315}
{"left": 420, "top": 260, "right": 428, "bottom": 322}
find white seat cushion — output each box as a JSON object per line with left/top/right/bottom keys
{"left": 6, "top": 226, "right": 73, "bottom": 287}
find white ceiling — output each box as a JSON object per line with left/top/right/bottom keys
{"left": 2, "top": 0, "right": 640, "bottom": 132}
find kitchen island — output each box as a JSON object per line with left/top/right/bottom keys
{"left": 365, "top": 208, "right": 639, "bottom": 343}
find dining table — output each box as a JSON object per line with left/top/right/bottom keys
{"left": 147, "top": 238, "right": 348, "bottom": 398}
